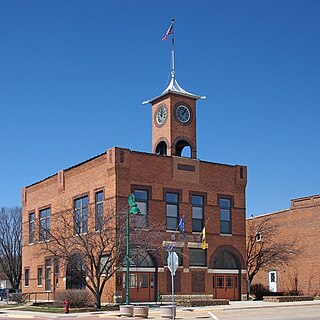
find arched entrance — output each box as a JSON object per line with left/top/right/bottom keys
{"left": 66, "top": 254, "right": 86, "bottom": 290}
{"left": 210, "top": 247, "right": 244, "bottom": 300}
{"left": 122, "top": 249, "right": 157, "bottom": 302}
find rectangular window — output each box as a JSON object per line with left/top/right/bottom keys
{"left": 226, "top": 276, "right": 233, "bottom": 289}
{"left": 189, "top": 248, "right": 206, "bottom": 267}
{"left": 39, "top": 208, "right": 50, "bottom": 241}
{"left": 129, "top": 274, "right": 137, "bottom": 288}
{"left": 37, "top": 267, "right": 43, "bottom": 286}
{"left": 220, "top": 198, "right": 231, "bottom": 234}
{"left": 45, "top": 259, "right": 51, "bottom": 291}
{"left": 54, "top": 258, "right": 59, "bottom": 288}
{"left": 95, "top": 191, "right": 104, "bottom": 231}
{"left": 74, "top": 195, "right": 88, "bottom": 234}
{"left": 25, "top": 268, "right": 30, "bottom": 287}
{"left": 100, "top": 255, "right": 111, "bottom": 276}
{"left": 140, "top": 274, "right": 149, "bottom": 288}
{"left": 192, "top": 195, "right": 204, "bottom": 232}
{"left": 134, "top": 189, "right": 148, "bottom": 229}
{"left": 166, "top": 192, "right": 179, "bottom": 230}
{"left": 29, "top": 212, "right": 35, "bottom": 244}
{"left": 217, "top": 275, "right": 224, "bottom": 288}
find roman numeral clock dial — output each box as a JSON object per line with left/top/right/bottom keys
{"left": 156, "top": 106, "right": 167, "bottom": 125}
{"left": 176, "top": 105, "right": 190, "bottom": 123}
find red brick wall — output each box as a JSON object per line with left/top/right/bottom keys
{"left": 151, "top": 94, "right": 197, "bottom": 158}
{"left": 247, "top": 195, "right": 320, "bottom": 296}
{"left": 22, "top": 146, "right": 247, "bottom": 302}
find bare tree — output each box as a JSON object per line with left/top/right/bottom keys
{"left": 246, "top": 216, "right": 302, "bottom": 283}
{"left": 39, "top": 198, "right": 164, "bottom": 308}
{"left": 0, "top": 206, "right": 22, "bottom": 289}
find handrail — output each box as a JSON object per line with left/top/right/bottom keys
{"left": 22, "top": 291, "right": 53, "bottom": 303}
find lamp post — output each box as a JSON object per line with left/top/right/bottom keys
{"left": 126, "top": 193, "right": 141, "bottom": 305}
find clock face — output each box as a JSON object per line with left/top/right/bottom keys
{"left": 156, "top": 106, "right": 167, "bottom": 125}
{"left": 176, "top": 105, "right": 191, "bottom": 123}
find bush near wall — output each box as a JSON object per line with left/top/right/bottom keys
{"left": 10, "top": 293, "right": 26, "bottom": 303}
{"left": 250, "top": 283, "right": 283, "bottom": 300}
{"left": 54, "top": 290, "right": 94, "bottom": 308}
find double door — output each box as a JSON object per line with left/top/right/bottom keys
{"left": 214, "top": 274, "right": 239, "bottom": 300}
{"left": 123, "top": 272, "right": 155, "bottom": 302}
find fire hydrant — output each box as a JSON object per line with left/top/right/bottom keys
{"left": 63, "top": 299, "right": 70, "bottom": 314}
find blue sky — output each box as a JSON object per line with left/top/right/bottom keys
{"left": 1, "top": 0, "right": 319, "bottom": 216}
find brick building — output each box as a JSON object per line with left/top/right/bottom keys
{"left": 22, "top": 57, "right": 248, "bottom": 302}
{"left": 247, "top": 194, "right": 320, "bottom": 296}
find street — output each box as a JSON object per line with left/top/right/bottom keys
{"left": 197, "top": 305, "right": 320, "bottom": 320}
{"left": 0, "top": 303, "right": 320, "bottom": 320}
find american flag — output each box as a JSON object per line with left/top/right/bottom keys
{"left": 162, "top": 19, "right": 174, "bottom": 41}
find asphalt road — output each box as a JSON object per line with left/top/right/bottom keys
{"left": 180, "top": 305, "right": 320, "bottom": 320}
{"left": 0, "top": 303, "right": 319, "bottom": 320}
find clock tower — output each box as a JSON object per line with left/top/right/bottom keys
{"left": 143, "top": 67, "right": 205, "bottom": 159}
{"left": 143, "top": 20, "right": 205, "bottom": 158}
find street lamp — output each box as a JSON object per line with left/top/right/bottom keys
{"left": 126, "top": 193, "right": 141, "bottom": 305}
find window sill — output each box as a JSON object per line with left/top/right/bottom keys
{"left": 189, "top": 266, "right": 208, "bottom": 269}
{"left": 39, "top": 240, "right": 50, "bottom": 243}
{"left": 165, "top": 230, "right": 179, "bottom": 233}
{"left": 74, "top": 233, "right": 88, "bottom": 237}
{"left": 220, "top": 233, "right": 232, "bottom": 237}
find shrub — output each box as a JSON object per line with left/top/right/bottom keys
{"left": 286, "top": 289, "right": 302, "bottom": 296}
{"left": 55, "top": 289, "right": 94, "bottom": 308}
{"left": 10, "top": 293, "right": 26, "bottom": 303}
{"left": 250, "top": 283, "right": 269, "bottom": 300}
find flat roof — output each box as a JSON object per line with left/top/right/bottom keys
{"left": 26, "top": 147, "right": 243, "bottom": 188}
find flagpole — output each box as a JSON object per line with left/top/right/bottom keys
{"left": 203, "top": 216, "right": 211, "bottom": 228}
{"left": 171, "top": 18, "right": 175, "bottom": 79}
{"left": 176, "top": 214, "right": 184, "bottom": 232}
{"left": 201, "top": 217, "right": 211, "bottom": 250}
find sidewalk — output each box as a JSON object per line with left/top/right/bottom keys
{"left": 1, "top": 300, "right": 320, "bottom": 319}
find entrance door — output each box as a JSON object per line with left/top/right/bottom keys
{"left": 122, "top": 272, "right": 155, "bottom": 302}
{"left": 268, "top": 271, "right": 277, "bottom": 292}
{"left": 214, "top": 274, "right": 239, "bottom": 300}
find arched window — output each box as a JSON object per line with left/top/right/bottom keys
{"left": 66, "top": 254, "right": 86, "bottom": 290}
{"left": 123, "top": 249, "right": 155, "bottom": 267}
{"left": 156, "top": 141, "right": 167, "bottom": 156}
{"left": 175, "top": 140, "right": 192, "bottom": 158}
{"left": 213, "top": 251, "right": 239, "bottom": 269}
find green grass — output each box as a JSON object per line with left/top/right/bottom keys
{"left": 8, "top": 304, "right": 119, "bottom": 314}
{"left": 0, "top": 303, "right": 24, "bottom": 309}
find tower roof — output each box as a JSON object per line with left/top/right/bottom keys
{"left": 142, "top": 75, "right": 206, "bottom": 105}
